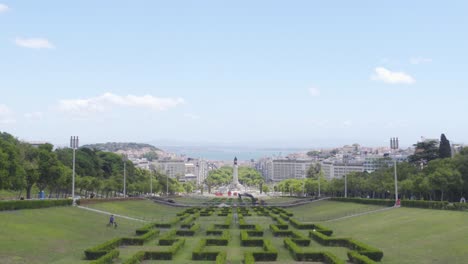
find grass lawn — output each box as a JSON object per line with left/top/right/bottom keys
{"left": 288, "top": 200, "right": 386, "bottom": 221}
{"left": 0, "top": 200, "right": 183, "bottom": 264}
{"left": 325, "top": 206, "right": 468, "bottom": 264}
{"left": 1, "top": 198, "right": 467, "bottom": 264}
{"left": 85, "top": 200, "right": 182, "bottom": 222}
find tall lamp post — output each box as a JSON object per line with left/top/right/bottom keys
{"left": 166, "top": 169, "right": 170, "bottom": 197}
{"left": 344, "top": 155, "right": 348, "bottom": 198}
{"left": 122, "top": 154, "right": 128, "bottom": 198}
{"left": 70, "top": 136, "right": 79, "bottom": 206}
{"left": 390, "top": 137, "right": 399, "bottom": 203}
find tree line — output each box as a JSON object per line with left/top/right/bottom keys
{"left": 275, "top": 134, "right": 467, "bottom": 202}
{"left": 0, "top": 131, "right": 193, "bottom": 199}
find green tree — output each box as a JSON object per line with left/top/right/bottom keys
{"left": 408, "top": 140, "right": 439, "bottom": 167}
{"left": 439, "top": 134, "right": 452, "bottom": 159}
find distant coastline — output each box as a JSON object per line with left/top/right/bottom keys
{"left": 160, "top": 146, "right": 308, "bottom": 161}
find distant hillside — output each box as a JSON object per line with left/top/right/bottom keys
{"left": 82, "top": 142, "right": 163, "bottom": 161}
{"left": 83, "top": 142, "right": 160, "bottom": 152}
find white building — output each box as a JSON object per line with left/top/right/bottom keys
{"left": 321, "top": 160, "right": 364, "bottom": 180}
{"left": 268, "top": 159, "right": 314, "bottom": 182}
{"left": 154, "top": 160, "right": 185, "bottom": 179}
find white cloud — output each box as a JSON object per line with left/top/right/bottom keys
{"left": 343, "top": 120, "right": 353, "bottom": 127}
{"left": 24, "top": 112, "right": 44, "bottom": 120}
{"left": 371, "top": 67, "right": 415, "bottom": 84}
{"left": 308, "top": 87, "right": 321, "bottom": 97}
{"left": 0, "top": 4, "right": 9, "bottom": 13}
{"left": 58, "top": 93, "right": 185, "bottom": 115}
{"left": 184, "top": 113, "right": 201, "bottom": 120}
{"left": 410, "top": 57, "right": 432, "bottom": 65}
{"left": 0, "top": 104, "right": 15, "bottom": 124}
{"left": 15, "top": 37, "right": 55, "bottom": 49}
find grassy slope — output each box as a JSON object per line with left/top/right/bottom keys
{"left": 85, "top": 200, "right": 182, "bottom": 221}
{"left": 0, "top": 201, "right": 182, "bottom": 264}
{"left": 288, "top": 200, "right": 386, "bottom": 221}
{"left": 325, "top": 207, "right": 468, "bottom": 264}
{"left": 2, "top": 199, "right": 467, "bottom": 264}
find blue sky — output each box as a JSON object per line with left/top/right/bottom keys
{"left": 0, "top": 1, "right": 467, "bottom": 148}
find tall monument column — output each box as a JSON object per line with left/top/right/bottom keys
{"left": 233, "top": 157, "right": 239, "bottom": 185}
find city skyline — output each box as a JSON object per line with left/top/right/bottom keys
{"left": 1, "top": 1, "right": 467, "bottom": 147}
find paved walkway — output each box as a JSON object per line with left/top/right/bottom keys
{"left": 325, "top": 206, "right": 397, "bottom": 223}
{"left": 77, "top": 206, "right": 149, "bottom": 223}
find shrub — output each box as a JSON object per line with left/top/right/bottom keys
{"left": 309, "top": 231, "right": 383, "bottom": 261}
{"left": 177, "top": 223, "right": 200, "bottom": 236}
{"left": 0, "top": 199, "right": 72, "bottom": 211}
{"left": 216, "top": 251, "right": 227, "bottom": 264}
{"left": 89, "top": 250, "right": 119, "bottom": 264}
{"left": 241, "top": 231, "right": 264, "bottom": 247}
{"left": 284, "top": 238, "right": 344, "bottom": 264}
{"left": 347, "top": 251, "right": 377, "bottom": 264}
{"left": 330, "top": 197, "right": 394, "bottom": 206}
{"left": 159, "top": 229, "right": 177, "bottom": 245}
{"left": 85, "top": 238, "right": 122, "bottom": 260}
{"left": 244, "top": 252, "right": 255, "bottom": 264}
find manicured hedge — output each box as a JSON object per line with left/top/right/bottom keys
{"left": 401, "top": 200, "right": 468, "bottom": 211}
{"left": 159, "top": 229, "right": 177, "bottom": 245}
{"left": 284, "top": 238, "right": 344, "bottom": 264}
{"left": 244, "top": 252, "right": 255, "bottom": 264}
{"left": 85, "top": 238, "right": 122, "bottom": 260}
{"left": 241, "top": 231, "right": 264, "bottom": 247}
{"left": 331, "top": 197, "right": 395, "bottom": 206}
{"left": 0, "top": 199, "right": 72, "bottom": 211}
{"left": 251, "top": 239, "right": 278, "bottom": 261}
{"left": 348, "top": 251, "right": 377, "bottom": 264}
{"left": 121, "top": 229, "right": 159, "bottom": 246}
{"left": 310, "top": 231, "right": 383, "bottom": 261}
{"left": 176, "top": 223, "right": 200, "bottom": 236}
{"left": 125, "top": 239, "right": 186, "bottom": 263}
{"left": 216, "top": 251, "right": 227, "bottom": 264}
{"left": 89, "top": 249, "right": 119, "bottom": 264}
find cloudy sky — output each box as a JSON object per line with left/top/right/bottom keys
{"left": 0, "top": 1, "right": 467, "bottom": 148}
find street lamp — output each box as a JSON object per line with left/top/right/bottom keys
{"left": 166, "top": 169, "right": 170, "bottom": 197}
{"left": 122, "top": 154, "right": 128, "bottom": 198}
{"left": 390, "top": 137, "right": 399, "bottom": 204}
{"left": 148, "top": 164, "right": 152, "bottom": 196}
{"left": 343, "top": 155, "right": 348, "bottom": 198}
{"left": 70, "top": 136, "right": 79, "bottom": 206}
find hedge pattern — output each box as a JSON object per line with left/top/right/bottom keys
{"left": 0, "top": 199, "right": 72, "bottom": 211}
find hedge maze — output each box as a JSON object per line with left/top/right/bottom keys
{"left": 83, "top": 203, "right": 384, "bottom": 264}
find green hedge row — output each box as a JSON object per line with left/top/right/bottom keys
{"left": 241, "top": 231, "right": 264, "bottom": 247}
{"left": 401, "top": 200, "right": 468, "bottom": 210}
{"left": 348, "top": 251, "right": 377, "bottom": 264}
{"left": 89, "top": 249, "right": 119, "bottom": 264}
{"left": 84, "top": 238, "right": 122, "bottom": 260}
{"left": 85, "top": 229, "right": 159, "bottom": 260}
{"left": 288, "top": 218, "right": 333, "bottom": 235}
{"left": 250, "top": 239, "right": 278, "bottom": 261}
{"left": 330, "top": 197, "right": 395, "bottom": 206}
{"left": 121, "top": 229, "right": 159, "bottom": 246}
{"left": 124, "top": 239, "right": 186, "bottom": 263}
{"left": 216, "top": 251, "right": 227, "bottom": 264}
{"left": 0, "top": 199, "right": 72, "bottom": 211}
{"left": 192, "top": 238, "right": 228, "bottom": 261}
{"left": 284, "top": 238, "right": 344, "bottom": 264}
{"left": 159, "top": 229, "right": 177, "bottom": 245}
{"left": 310, "top": 231, "right": 383, "bottom": 261}
{"left": 177, "top": 223, "right": 200, "bottom": 236}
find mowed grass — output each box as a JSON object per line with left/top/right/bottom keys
{"left": 288, "top": 200, "right": 386, "bottom": 221}
{"left": 1, "top": 198, "right": 467, "bottom": 264}
{"left": 85, "top": 200, "right": 182, "bottom": 222}
{"left": 0, "top": 201, "right": 182, "bottom": 264}
{"left": 324, "top": 206, "right": 468, "bottom": 264}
